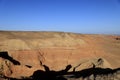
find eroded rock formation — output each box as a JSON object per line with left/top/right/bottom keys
{"left": 0, "top": 31, "right": 120, "bottom": 80}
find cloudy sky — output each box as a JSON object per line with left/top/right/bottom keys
{"left": 0, "top": 0, "right": 120, "bottom": 34}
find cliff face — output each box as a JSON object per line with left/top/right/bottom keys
{"left": 0, "top": 31, "right": 120, "bottom": 79}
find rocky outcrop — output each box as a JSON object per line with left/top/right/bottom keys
{"left": 0, "top": 62, "right": 120, "bottom": 80}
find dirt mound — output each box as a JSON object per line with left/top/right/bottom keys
{"left": 0, "top": 31, "right": 120, "bottom": 78}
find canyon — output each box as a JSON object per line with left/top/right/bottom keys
{"left": 0, "top": 31, "right": 120, "bottom": 80}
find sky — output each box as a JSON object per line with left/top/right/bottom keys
{"left": 0, "top": 0, "right": 120, "bottom": 34}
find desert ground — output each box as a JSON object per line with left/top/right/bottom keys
{"left": 0, "top": 31, "right": 120, "bottom": 80}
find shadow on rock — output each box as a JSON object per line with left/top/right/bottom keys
{"left": 0, "top": 52, "right": 120, "bottom": 80}
{"left": 0, "top": 51, "right": 20, "bottom": 65}
{"left": 31, "top": 64, "right": 72, "bottom": 80}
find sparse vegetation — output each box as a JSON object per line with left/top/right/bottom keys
{"left": 116, "top": 37, "right": 120, "bottom": 40}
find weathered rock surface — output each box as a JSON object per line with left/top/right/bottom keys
{"left": 0, "top": 31, "right": 120, "bottom": 79}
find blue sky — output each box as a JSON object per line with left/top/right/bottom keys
{"left": 0, "top": 0, "right": 120, "bottom": 34}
